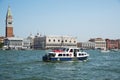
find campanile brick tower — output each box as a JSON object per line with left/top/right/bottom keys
{"left": 5, "top": 6, "right": 14, "bottom": 38}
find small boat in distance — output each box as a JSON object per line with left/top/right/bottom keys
{"left": 101, "top": 48, "right": 110, "bottom": 53}
{"left": 42, "top": 47, "right": 89, "bottom": 62}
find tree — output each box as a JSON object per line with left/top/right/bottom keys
{"left": 0, "top": 42, "right": 4, "bottom": 48}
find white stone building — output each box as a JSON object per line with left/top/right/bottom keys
{"left": 3, "top": 37, "right": 32, "bottom": 50}
{"left": 45, "top": 35, "right": 77, "bottom": 49}
{"left": 33, "top": 35, "right": 77, "bottom": 49}
{"left": 82, "top": 42, "right": 95, "bottom": 49}
{"left": 27, "top": 34, "right": 35, "bottom": 49}
{"left": 4, "top": 37, "right": 23, "bottom": 50}
{"left": 94, "top": 38, "right": 106, "bottom": 50}
{"left": 22, "top": 38, "right": 31, "bottom": 49}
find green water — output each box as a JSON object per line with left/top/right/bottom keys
{"left": 0, "top": 50, "right": 120, "bottom": 80}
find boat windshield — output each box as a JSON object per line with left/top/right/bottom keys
{"left": 48, "top": 53, "right": 56, "bottom": 57}
{"left": 63, "top": 48, "right": 69, "bottom": 52}
{"left": 53, "top": 48, "right": 68, "bottom": 52}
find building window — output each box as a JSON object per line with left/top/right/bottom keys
{"left": 65, "top": 40, "right": 67, "bottom": 42}
{"left": 74, "top": 41, "right": 76, "bottom": 43}
{"left": 58, "top": 40, "right": 60, "bottom": 42}
{"left": 53, "top": 39, "right": 55, "bottom": 42}
{"left": 49, "top": 39, "right": 51, "bottom": 42}
{"left": 69, "top": 41, "right": 71, "bottom": 43}
{"left": 8, "top": 22, "right": 12, "bottom": 24}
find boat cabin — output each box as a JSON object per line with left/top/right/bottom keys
{"left": 43, "top": 47, "right": 89, "bottom": 61}
{"left": 47, "top": 48, "right": 88, "bottom": 58}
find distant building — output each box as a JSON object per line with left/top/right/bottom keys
{"left": 81, "top": 42, "right": 95, "bottom": 49}
{"left": 3, "top": 37, "right": 32, "bottom": 50}
{"left": 4, "top": 37, "right": 23, "bottom": 49}
{"left": 117, "top": 39, "right": 120, "bottom": 49}
{"left": 22, "top": 38, "right": 31, "bottom": 49}
{"left": 27, "top": 34, "right": 35, "bottom": 49}
{"left": 33, "top": 33, "right": 45, "bottom": 49}
{"left": 33, "top": 35, "right": 77, "bottom": 49}
{"left": 0, "top": 36, "right": 4, "bottom": 43}
{"left": 89, "top": 38, "right": 106, "bottom": 50}
{"left": 0, "top": 36, "right": 4, "bottom": 48}
{"left": 77, "top": 42, "right": 82, "bottom": 48}
{"left": 106, "top": 39, "right": 119, "bottom": 50}
{"left": 45, "top": 35, "right": 77, "bottom": 49}
{"left": 5, "top": 6, "right": 14, "bottom": 38}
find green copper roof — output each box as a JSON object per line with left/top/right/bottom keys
{"left": 7, "top": 6, "right": 12, "bottom": 17}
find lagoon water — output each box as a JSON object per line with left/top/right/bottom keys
{"left": 0, "top": 50, "right": 120, "bottom": 80}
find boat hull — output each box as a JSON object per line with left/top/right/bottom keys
{"left": 42, "top": 56, "right": 88, "bottom": 62}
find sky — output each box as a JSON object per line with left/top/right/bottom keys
{"left": 0, "top": 0, "right": 120, "bottom": 41}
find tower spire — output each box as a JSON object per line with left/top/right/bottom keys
{"left": 5, "top": 6, "right": 14, "bottom": 38}
{"left": 6, "top": 6, "right": 12, "bottom": 18}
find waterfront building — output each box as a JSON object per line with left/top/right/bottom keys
{"left": 45, "top": 35, "right": 77, "bottom": 49}
{"left": 4, "top": 37, "right": 23, "bottom": 49}
{"left": 89, "top": 38, "right": 106, "bottom": 50}
{"left": 5, "top": 6, "right": 14, "bottom": 38}
{"left": 81, "top": 41, "right": 95, "bottom": 49}
{"left": 33, "top": 35, "right": 77, "bottom": 49}
{"left": 33, "top": 33, "right": 45, "bottom": 49}
{"left": 0, "top": 36, "right": 4, "bottom": 43}
{"left": 106, "top": 39, "right": 119, "bottom": 50}
{"left": 77, "top": 42, "right": 82, "bottom": 48}
{"left": 27, "top": 34, "right": 35, "bottom": 49}
{"left": 0, "top": 36, "right": 4, "bottom": 48}
{"left": 117, "top": 39, "right": 120, "bottom": 49}
{"left": 3, "top": 37, "right": 32, "bottom": 50}
{"left": 22, "top": 38, "right": 31, "bottom": 49}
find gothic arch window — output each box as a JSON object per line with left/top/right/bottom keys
{"left": 49, "top": 39, "right": 51, "bottom": 42}
{"left": 58, "top": 40, "right": 60, "bottom": 42}
{"left": 53, "top": 39, "right": 55, "bottom": 42}
{"left": 65, "top": 40, "right": 67, "bottom": 42}
{"left": 61, "top": 40, "right": 64, "bottom": 43}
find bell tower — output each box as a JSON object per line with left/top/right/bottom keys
{"left": 5, "top": 6, "right": 14, "bottom": 38}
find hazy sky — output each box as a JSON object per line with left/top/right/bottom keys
{"left": 0, "top": 0, "right": 120, "bottom": 41}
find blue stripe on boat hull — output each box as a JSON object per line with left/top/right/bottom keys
{"left": 50, "top": 58, "right": 72, "bottom": 61}
{"left": 43, "top": 57, "right": 88, "bottom": 62}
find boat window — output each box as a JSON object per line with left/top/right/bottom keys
{"left": 70, "top": 49, "right": 73, "bottom": 52}
{"left": 65, "top": 48, "right": 69, "bottom": 52}
{"left": 49, "top": 53, "right": 55, "bottom": 57}
{"left": 62, "top": 48, "right": 66, "bottom": 51}
{"left": 58, "top": 54, "right": 62, "bottom": 56}
{"left": 77, "top": 49, "right": 80, "bottom": 52}
{"left": 79, "top": 53, "right": 84, "bottom": 56}
{"left": 67, "top": 54, "right": 69, "bottom": 56}
{"left": 63, "top": 54, "right": 66, "bottom": 56}
{"left": 79, "top": 54, "right": 83, "bottom": 56}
